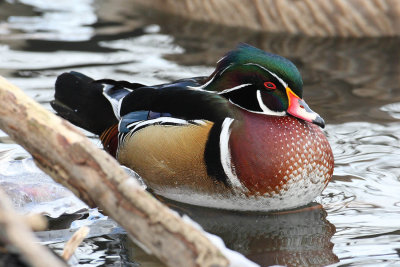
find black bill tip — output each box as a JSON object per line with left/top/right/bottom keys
{"left": 312, "top": 116, "right": 325, "bottom": 128}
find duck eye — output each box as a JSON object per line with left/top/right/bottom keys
{"left": 264, "top": 81, "right": 276, "bottom": 90}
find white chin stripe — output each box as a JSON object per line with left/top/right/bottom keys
{"left": 256, "top": 90, "right": 286, "bottom": 116}
{"left": 220, "top": 118, "right": 245, "bottom": 191}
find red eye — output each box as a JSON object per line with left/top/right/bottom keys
{"left": 264, "top": 81, "right": 276, "bottom": 90}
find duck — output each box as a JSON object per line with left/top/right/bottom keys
{"left": 51, "top": 44, "right": 334, "bottom": 211}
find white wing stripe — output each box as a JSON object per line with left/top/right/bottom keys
{"left": 102, "top": 85, "right": 121, "bottom": 119}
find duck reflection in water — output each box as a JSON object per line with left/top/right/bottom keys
{"left": 161, "top": 199, "right": 338, "bottom": 267}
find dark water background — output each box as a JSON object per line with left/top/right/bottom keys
{"left": 1, "top": 1, "right": 400, "bottom": 266}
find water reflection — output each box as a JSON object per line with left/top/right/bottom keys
{"left": 162, "top": 199, "right": 338, "bottom": 267}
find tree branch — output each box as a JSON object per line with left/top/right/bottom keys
{"left": 0, "top": 76, "right": 229, "bottom": 267}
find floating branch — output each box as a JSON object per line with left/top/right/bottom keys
{"left": 62, "top": 226, "right": 90, "bottom": 261}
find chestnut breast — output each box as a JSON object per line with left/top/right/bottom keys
{"left": 229, "top": 111, "right": 334, "bottom": 196}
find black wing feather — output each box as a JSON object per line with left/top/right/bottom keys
{"left": 120, "top": 86, "right": 235, "bottom": 122}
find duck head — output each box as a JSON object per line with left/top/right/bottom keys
{"left": 203, "top": 44, "right": 325, "bottom": 128}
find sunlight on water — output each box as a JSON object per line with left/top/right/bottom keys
{"left": 1, "top": 0, "right": 400, "bottom": 266}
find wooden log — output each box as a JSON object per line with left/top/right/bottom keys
{"left": 0, "top": 187, "right": 67, "bottom": 267}
{"left": 0, "top": 76, "right": 229, "bottom": 267}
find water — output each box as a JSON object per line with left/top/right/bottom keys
{"left": 1, "top": 1, "right": 400, "bottom": 266}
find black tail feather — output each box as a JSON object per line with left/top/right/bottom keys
{"left": 51, "top": 72, "right": 118, "bottom": 135}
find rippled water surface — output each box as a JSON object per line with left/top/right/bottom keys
{"left": 1, "top": 1, "right": 400, "bottom": 266}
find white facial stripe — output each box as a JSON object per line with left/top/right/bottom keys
{"left": 189, "top": 63, "right": 234, "bottom": 91}
{"left": 227, "top": 99, "right": 283, "bottom": 116}
{"left": 219, "top": 83, "right": 252, "bottom": 94}
{"left": 188, "top": 73, "right": 217, "bottom": 90}
{"left": 219, "top": 63, "right": 233, "bottom": 76}
{"left": 216, "top": 55, "right": 226, "bottom": 64}
{"left": 228, "top": 99, "right": 263, "bottom": 114}
{"left": 256, "top": 90, "right": 286, "bottom": 116}
{"left": 244, "top": 63, "right": 288, "bottom": 88}
{"left": 220, "top": 118, "right": 246, "bottom": 191}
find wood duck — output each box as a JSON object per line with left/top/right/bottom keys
{"left": 51, "top": 44, "right": 333, "bottom": 211}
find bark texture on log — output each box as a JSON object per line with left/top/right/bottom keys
{"left": 0, "top": 77, "right": 229, "bottom": 267}
{"left": 0, "top": 187, "right": 67, "bottom": 267}
{"left": 132, "top": 0, "right": 400, "bottom": 37}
